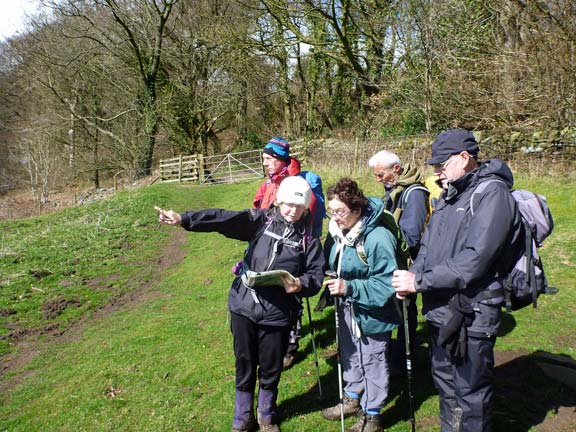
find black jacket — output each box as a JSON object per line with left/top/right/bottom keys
{"left": 411, "top": 159, "right": 522, "bottom": 334}
{"left": 180, "top": 207, "right": 324, "bottom": 327}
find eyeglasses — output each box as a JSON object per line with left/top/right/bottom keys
{"left": 433, "top": 156, "right": 457, "bottom": 172}
{"left": 373, "top": 167, "right": 392, "bottom": 179}
{"left": 328, "top": 208, "right": 351, "bottom": 219}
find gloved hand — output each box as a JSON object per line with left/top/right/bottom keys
{"left": 314, "top": 286, "right": 333, "bottom": 312}
{"left": 438, "top": 294, "right": 474, "bottom": 359}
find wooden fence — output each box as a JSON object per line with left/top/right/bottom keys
{"left": 159, "top": 154, "right": 203, "bottom": 183}
{"left": 159, "top": 144, "right": 306, "bottom": 185}
{"left": 159, "top": 149, "right": 264, "bottom": 184}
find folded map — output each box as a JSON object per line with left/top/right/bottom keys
{"left": 244, "top": 270, "right": 296, "bottom": 287}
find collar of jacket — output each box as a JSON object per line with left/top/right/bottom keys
{"left": 396, "top": 163, "right": 424, "bottom": 187}
{"left": 444, "top": 167, "right": 480, "bottom": 201}
{"left": 268, "top": 165, "right": 289, "bottom": 182}
{"left": 385, "top": 163, "right": 424, "bottom": 207}
{"left": 268, "top": 157, "right": 302, "bottom": 182}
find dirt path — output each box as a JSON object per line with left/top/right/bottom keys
{"left": 0, "top": 229, "right": 188, "bottom": 392}
{"left": 1, "top": 195, "right": 574, "bottom": 430}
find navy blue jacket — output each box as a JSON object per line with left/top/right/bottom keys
{"left": 180, "top": 207, "right": 324, "bottom": 327}
{"left": 385, "top": 185, "right": 429, "bottom": 258}
{"left": 410, "top": 159, "right": 522, "bottom": 335}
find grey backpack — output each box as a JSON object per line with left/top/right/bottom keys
{"left": 471, "top": 180, "right": 556, "bottom": 311}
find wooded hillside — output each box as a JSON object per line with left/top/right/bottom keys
{"left": 0, "top": 0, "right": 574, "bottom": 201}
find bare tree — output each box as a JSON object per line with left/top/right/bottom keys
{"left": 39, "top": 0, "right": 178, "bottom": 178}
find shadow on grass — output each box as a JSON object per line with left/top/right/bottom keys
{"left": 498, "top": 311, "right": 518, "bottom": 337}
{"left": 279, "top": 310, "right": 576, "bottom": 431}
{"left": 278, "top": 310, "right": 437, "bottom": 430}
{"left": 493, "top": 350, "right": 576, "bottom": 431}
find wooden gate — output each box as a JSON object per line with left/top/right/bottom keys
{"left": 159, "top": 150, "right": 264, "bottom": 184}
{"left": 201, "top": 150, "right": 264, "bottom": 184}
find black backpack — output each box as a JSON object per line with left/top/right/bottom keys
{"left": 471, "top": 180, "right": 557, "bottom": 311}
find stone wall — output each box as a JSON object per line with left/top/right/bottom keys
{"left": 299, "top": 128, "right": 575, "bottom": 175}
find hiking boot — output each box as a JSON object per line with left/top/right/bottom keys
{"left": 259, "top": 423, "right": 280, "bottom": 432}
{"left": 232, "top": 390, "right": 256, "bottom": 432}
{"left": 231, "top": 416, "right": 257, "bottom": 432}
{"left": 257, "top": 412, "right": 281, "bottom": 432}
{"left": 345, "top": 413, "right": 383, "bottom": 432}
{"left": 282, "top": 354, "right": 295, "bottom": 370}
{"left": 321, "top": 395, "right": 361, "bottom": 420}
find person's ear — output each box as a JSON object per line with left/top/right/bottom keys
{"left": 460, "top": 151, "right": 477, "bottom": 170}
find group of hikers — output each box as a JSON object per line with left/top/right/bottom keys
{"left": 155, "top": 128, "right": 524, "bottom": 432}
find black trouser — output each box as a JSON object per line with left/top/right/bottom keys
{"left": 428, "top": 324, "right": 496, "bottom": 432}
{"left": 231, "top": 312, "right": 291, "bottom": 392}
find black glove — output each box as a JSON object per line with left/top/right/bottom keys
{"left": 438, "top": 294, "right": 474, "bottom": 360}
{"left": 314, "top": 286, "right": 333, "bottom": 312}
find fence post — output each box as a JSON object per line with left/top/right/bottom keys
{"left": 199, "top": 154, "right": 205, "bottom": 184}
{"left": 178, "top": 155, "right": 183, "bottom": 183}
{"left": 113, "top": 170, "right": 124, "bottom": 192}
{"left": 228, "top": 154, "right": 233, "bottom": 182}
{"left": 260, "top": 150, "right": 266, "bottom": 177}
{"left": 354, "top": 135, "right": 359, "bottom": 176}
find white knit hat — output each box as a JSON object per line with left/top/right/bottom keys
{"left": 276, "top": 176, "right": 312, "bottom": 208}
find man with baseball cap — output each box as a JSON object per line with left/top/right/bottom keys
{"left": 392, "top": 128, "right": 522, "bottom": 431}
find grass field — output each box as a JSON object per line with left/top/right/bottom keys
{"left": 0, "top": 172, "right": 574, "bottom": 431}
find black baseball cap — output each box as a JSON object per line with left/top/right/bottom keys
{"left": 427, "top": 129, "right": 479, "bottom": 165}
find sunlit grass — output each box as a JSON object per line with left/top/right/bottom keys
{"left": 0, "top": 173, "right": 573, "bottom": 431}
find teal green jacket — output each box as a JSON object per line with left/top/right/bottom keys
{"left": 325, "top": 197, "right": 401, "bottom": 335}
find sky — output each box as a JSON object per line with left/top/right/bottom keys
{"left": 0, "top": 0, "right": 41, "bottom": 41}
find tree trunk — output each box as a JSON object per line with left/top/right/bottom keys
{"left": 136, "top": 84, "right": 158, "bottom": 178}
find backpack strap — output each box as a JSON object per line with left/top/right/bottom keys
{"left": 469, "top": 178, "right": 506, "bottom": 216}
{"left": 525, "top": 219, "right": 538, "bottom": 308}
{"left": 400, "top": 184, "right": 429, "bottom": 210}
{"left": 354, "top": 212, "right": 410, "bottom": 271}
{"left": 391, "top": 184, "right": 429, "bottom": 223}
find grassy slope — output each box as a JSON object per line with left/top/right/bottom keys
{"left": 0, "top": 175, "right": 574, "bottom": 431}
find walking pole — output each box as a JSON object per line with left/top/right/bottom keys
{"left": 305, "top": 297, "right": 323, "bottom": 399}
{"left": 402, "top": 298, "right": 416, "bottom": 432}
{"left": 326, "top": 270, "right": 345, "bottom": 432}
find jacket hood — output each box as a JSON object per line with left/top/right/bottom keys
{"left": 361, "top": 197, "right": 385, "bottom": 236}
{"left": 448, "top": 158, "right": 514, "bottom": 200}
{"left": 287, "top": 157, "right": 301, "bottom": 176}
{"left": 396, "top": 163, "right": 424, "bottom": 187}
{"left": 475, "top": 158, "right": 514, "bottom": 189}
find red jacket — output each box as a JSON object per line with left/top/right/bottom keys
{"left": 253, "top": 158, "right": 320, "bottom": 235}
{"left": 253, "top": 157, "right": 302, "bottom": 209}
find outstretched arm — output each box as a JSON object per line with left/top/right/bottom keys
{"left": 155, "top": 206, "right": 182, "bottom": 226}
